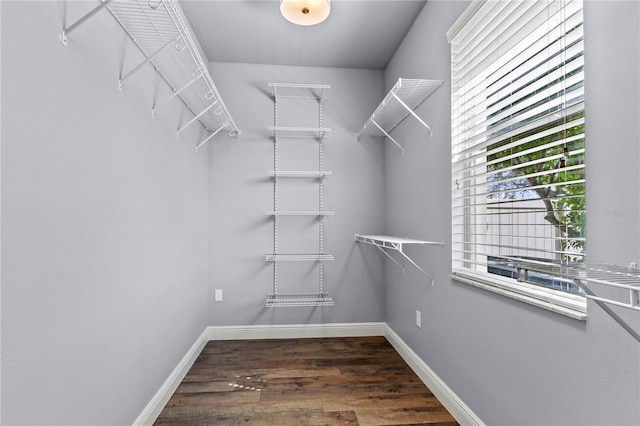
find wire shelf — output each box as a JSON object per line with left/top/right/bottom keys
{"left": 515, "top": 262, "right": 640, "bottom": 342}
{"left": 266, "top": 211, "right": 334, "bottom": 216}
{"left": 355, "top": 234, "right": 445, "bottom": 284}
{"left": 80, "top": 0, "right": 241, "bottom": 146}
{"left": 265, "top": 254, "right": 334, "bottom": 262}
{"left": 515, "top": 263, "right": 640, "bottom": 311}
{"left": 268, "top": 83, "right": 331, "bottom": 103}
{"left": 356, "top": 78, "right": 443, "bottom": 153}
{"left": 265, "top": 292, "right": 335, "bottom": 307}
{"left": 269, "top": 126, "right": 331, "bottom": 141}
{"left": 269, "top": 171, "right": 332, "bottom": 179}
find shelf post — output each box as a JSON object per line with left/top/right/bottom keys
{"left": 60, "top": 0, "right": 113, "bottom": 47}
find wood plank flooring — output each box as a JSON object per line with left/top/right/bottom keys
{"left": 155, "top": 336, "right": 458, "bottom": 426}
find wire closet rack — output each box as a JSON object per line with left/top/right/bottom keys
{"left": 60, "top": 0, "right": 240, "bottom": 150}
{"left": 266, "top": 82, "right": 334, "bottom": 308}
{"left": 516, "top": 262, "right": 640, "bottom": 342}
{"left": 355, "top": 234, "right": 445, "bottom": 285}
{"left": 356, "top": 78, "right": 444, "bottom": 153}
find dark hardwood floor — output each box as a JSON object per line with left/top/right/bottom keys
{"left": 155, "top": 336, "right": 458, "bottom": 425}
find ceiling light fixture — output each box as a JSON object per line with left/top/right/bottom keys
{"left": 280, "top": 0, "right": 330, "bottom": 26}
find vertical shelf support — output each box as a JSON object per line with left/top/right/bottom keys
{"left": 266, "top": 83, "right": 334, "bottom": 307}
{"left": 60, "top": 0, "right": 114, "bottom": 46}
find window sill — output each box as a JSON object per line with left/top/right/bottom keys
{"left": 450, "top": 272, "right": 587, "bottom": 320}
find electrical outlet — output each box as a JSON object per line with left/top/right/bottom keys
{"left": 214, "top": 289, "right": 223, "bottom": 302}
{"left": 416, "top": 310, "right": 422, "bottom": 328}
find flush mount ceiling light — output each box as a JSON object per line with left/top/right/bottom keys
{"left": 280, "top": 0, "right": 331, "bottom": 26}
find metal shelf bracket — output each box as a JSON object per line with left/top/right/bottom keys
{"left": 119, "top": 34, "right": 180, "bottom": 90}
{"left": 60, "top": 0, "right": 114, "bottom": 47}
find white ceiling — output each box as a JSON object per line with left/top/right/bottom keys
{"left": 179, "top": 0, "right": 427, "bottom": 70}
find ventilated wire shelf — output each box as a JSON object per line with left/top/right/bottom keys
{"left": 515, "top": 262, "right": 640, "bottom": 342}
{"left": 265, "top": 292, "right": 335, "bottom": 307}
{"left": 358, "top": 78, "right": 443, "bottom": 136}
{"left": 356, "top": 78, "right": 443, "bottom": 153}
{"left": 61, "top": 0, "right": 239, "bottom": 149}
{"left": 355, "top": 234, "right": 445, "bottom": 284}
{"left": 265, "top": 254, "right": 334, "bottom": 262}
{"left": 266, "top": 211, "right": 334, "bottom": 216}
{"left": 107, "top": 1, "right": 239, "bottom": 141}
{"left": 515, "top": 263, "right": 640, "bottom": 310}
{"left": 269, "top": 126, "right": 331, "bottom": 141}
{"left": 269, "top": 171, "right": 332, "bottom": 179}
{"left": 268, "top": 83, "right": 330, "bottom": 102}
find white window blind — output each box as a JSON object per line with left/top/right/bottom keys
{"left": 450, "top": 0, "right": 586, "bottom": 314}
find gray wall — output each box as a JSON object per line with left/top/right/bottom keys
{"left": 1, "top": 2, "right": 210, "bottom": 424}
{"left": 383, "top": 1, "right": 640, "bottom": 425}
{"left": 206, "top": 62, "right": 387, "bottom": 325}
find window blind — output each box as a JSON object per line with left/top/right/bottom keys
{"left": 450, "top": 0, "right": 585, "bottom": 294}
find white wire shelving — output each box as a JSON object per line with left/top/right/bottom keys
{"left": 269, "top": 171, "right": 332, "bottom": 180}
{"left": 355, "top": 234, "right": 445, "bottom": 284}
{"left": 266, "top": 211, "right": 334, "bottom": 217}
{"left": 60, "top": 0, "right": 240, "bottom": 150}
{"left": 269, "top": 83, "right": 330, "bottom": 102}
{"left": 267, "top": 82, "right": 334, "bottom": 307}
{"left": 266, "top": 292, "right": 335, "bottom": 308}
{"left": 356, "top": 78, "right": 444, "bottom": 154}
{"left": 265, "top": 254, "right": 335, "bottom": 262}
{"left": 515, "top": 262, "right": 640, "bottom": 342}
{"left": 269, "top": 127, "right": 331, "bottom": 141}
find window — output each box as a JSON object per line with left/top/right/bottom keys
{"left": 448, "top": 0, "right": 587, "bottom": 318}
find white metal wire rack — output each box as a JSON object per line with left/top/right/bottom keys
{"left": 356, "top": 78, "right": 444, "bottom": 153}
{"left": 269, "top": 127, "right": 331, "bottom": 141}
{"left": 266, "top": 211, "right": 335, "bottom": 216}
{"left": 265, "top": 292, "right": 334, "bottom": 307}
{"left": 515, "top": 262, "right": 640, "bottom": 342}
{"left": 269, "top": 171, "right": 332, "bottom": 180}
{"left": 60, "top": 0, "right": 240, "bottom": 150}
{"left": 267, "top": 83, "right": 334, "bottom": 307}
{"left": 269, "top": 83, "right": 330, "bottom": 102}
{"left": 265, "top": 254, "right": 335, "bottom": 262}
{"left": 355, "top": 234, "right": 445, "bottom": 284}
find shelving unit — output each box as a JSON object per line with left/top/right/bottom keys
{"left": 355, "top": 234, "right": 445, "bottom": 284}
{"left": 60, "top": 0, "right": 240, "bottom": 150}
{"left": 267, "top": 83, "right": 334, "bottom": 307}
{"left": 515, "top": 262, "right": 640, "bottom": 342}
{"left": 356, "top": 78, "right": 443, "bottom": 154}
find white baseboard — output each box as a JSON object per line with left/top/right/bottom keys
{"left": 384, "top": 325, "right": 484, "bottom": 426}
{"left": 206, "top": 322, "right": 386, "bottom": 340}
{"left": 133, "top": 322, "right": 482, "bottom": 426}
{"left": 132, "top": 328, "right": 209, "bottom": 426}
